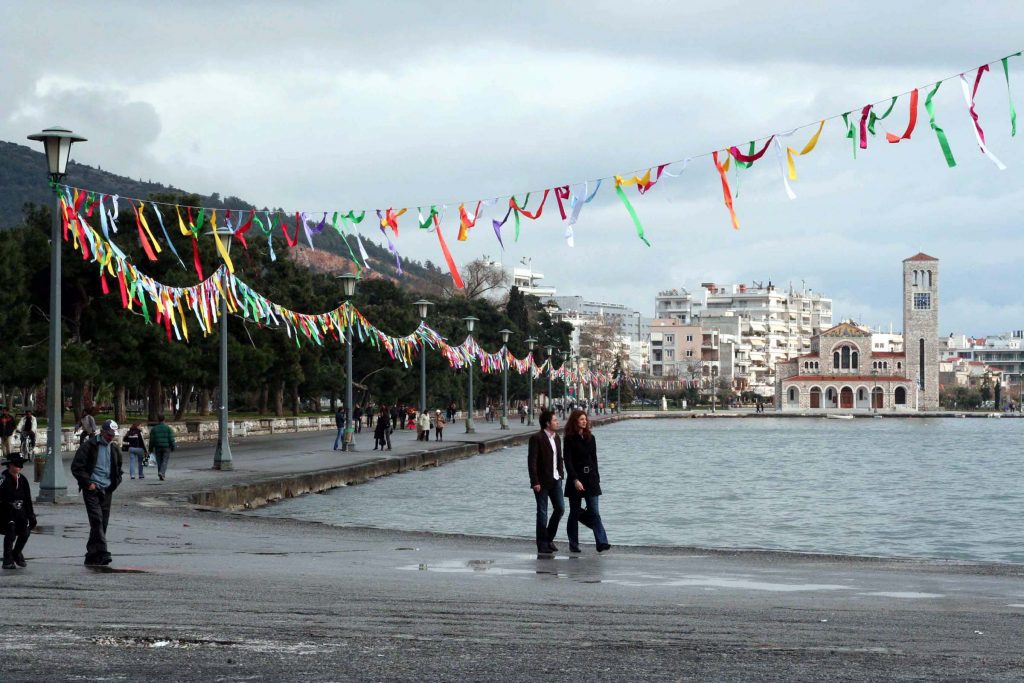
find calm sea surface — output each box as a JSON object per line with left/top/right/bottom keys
{"left": 248, "top": 418, "right": 1024, "bottom": 563}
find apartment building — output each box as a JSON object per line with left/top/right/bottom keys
{"left": 945, "top": 331, "right": 1024, "bottom": 388}
{"left": 648, "top": 319, "right": 702, "bottom": 377}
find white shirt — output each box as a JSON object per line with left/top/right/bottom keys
{"left": 544, "top": 429, "right": 560, "bottom": 480}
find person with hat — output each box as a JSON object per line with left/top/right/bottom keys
{"left": 1, "top": 453, "right": 37, "bottom": 569}
{"left": 70, "top": 419, "right": 123, "bottom": 566}
{"left": 0, "top": 406, "right": 15, "bottom": 457}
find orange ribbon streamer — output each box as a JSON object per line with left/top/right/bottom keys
{"left": 432, "top": 214, "right": 465, "bottom": 289}
{"left": 886, "top": 89, "right": 919, "bottom": 143}
{"left": 458, "top": 201, "right": 482, "bottom": 241}
{"left": 712, "top": 151, "right": 740, "bottom": 230}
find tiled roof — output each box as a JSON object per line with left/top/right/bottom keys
{"left": 819, "top": 321, "right": 870, "bottom": 337}
{"left": 781, "top": 375, "right": 909, "bottom": 382}
{"left": 871, "top": 352, "right": 905, "bottom": 358}
{"left": 903, "top": 252, "right": 938, "bottom": 262}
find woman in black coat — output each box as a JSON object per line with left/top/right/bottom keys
{"left": 563, "top": 409, "right": 610, "bottom": 553}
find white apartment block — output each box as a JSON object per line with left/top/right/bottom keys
{"left": 945, "top": 330, "right": 1024, "bottom": 387}
{"left": 653, "top": 282, "right": 833, "bottom": 396}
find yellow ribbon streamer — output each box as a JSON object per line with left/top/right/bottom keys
{"left": 210, "top": 210, "right": 235, "bottom": 274}
{"left": 175, "top": 206, "right": 190, "bottom": 236}
{"left": 177, "top": 298, "right": 189, "bottom": 341}
{"left": 786, "top": 120, "right": 825, "bottom": 181}
{"left": 613, "top": 168, "right": 653, "bottom": 188}
{"left": 137, "top": 202, "right": 163, "bottom": 254}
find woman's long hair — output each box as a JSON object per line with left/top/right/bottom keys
{"left": 564, "top": 409, "right": 592, "bottom": 440}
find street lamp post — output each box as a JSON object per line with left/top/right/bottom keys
{"left": 562, "top": 350, "right": 570, "bottom": 409}
{"left": 208, "top": 227, "right": 235, "bottom": 470}
{"left": 413, "top": 300, "right": 433, "bottom": 416}
{"left": 28, "top": 126, "right": 86, "bottom": 502}
{"left": 546, "top": 345, "right": 554, "bottom": 410}
{"left": 525, "top": 338, "right": 537, "bottom": 425}
{"left": 339, "top": 274, "right": 358, "bottom": 450}
{"left": 499, "top": 329, "right": 512, "bottom": 430}
{"left": 464, "top": 316, "right": 478, "bottom": 433}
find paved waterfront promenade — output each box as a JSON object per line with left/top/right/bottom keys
{"left": 3, "top": 416, "right": 1023, "bottom": 681}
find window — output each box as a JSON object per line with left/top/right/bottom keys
{"left": 686, "top": 335, "right": 693, "bottom": 342}
{"left": 666, "top": 335, "right": 674, "bottom": 343}
{"left": 841, "top": 346, "right": 851, "bottom": 369}
{"left": 897, "top": 362, "right": 902, "bottom": 370}
{"left": 833, "top": 351, "right": 840, "bottom": 369}
{"left": 914, "top": 293, "right": 931, "bottom": 310}
{"left": 686, "top": 350, "right": 694, "bottom": 357}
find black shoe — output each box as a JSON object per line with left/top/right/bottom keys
{"left": 158, "top": 473, "right": 165, "bottom": 481}
{"left": 569, "top": 545, "right": 582, "bottom": 553}
{"left": 596, "top": 543, "right": 611, "bottom": 552}
{"left": 14, "top": 552, "right": 26, "bottom": 568}
{"left": 84, "top": 557, "right": 103, "bottom": 567}
{"left": 547, "top": 542, "right": 558, "bottom": 552}
{"left": 537, "top": 545, "right": 554, "bottom": 554}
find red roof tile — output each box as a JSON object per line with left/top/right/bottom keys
{"left": 871, "top": 352, "right": 905, "bottom": 358}
{"left": 903, "top": 252, "right": 938, "bottom": 262}
{"left": 781, "top": 375, "right": 908, "bottom": 382}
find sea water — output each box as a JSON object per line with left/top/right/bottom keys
{"left": 248, "top": 417, "right": 1024, "bottom": 563}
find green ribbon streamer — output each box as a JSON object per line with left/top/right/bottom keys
{"left": 332, "top": 211, "right": 362, "bottom": 275}
{"left": 418, "top": 205, "right": 439, "bottom": 229}
{"left": 510, "top": 193, "right": 530, "bottom": 242}
{"left": 193, "top": 208, "right": 205, "bottom": 236}
{"left": 1002, "top": 54, "right": 1020, "bottom": 136}
{"left": 614, "top": 183, "right": 651, "bottom": 247}
{"left": 924, "top": 81, "right": 957, "bottom": 168}
{"left": 867, "top": 96, "right": 898, "bottom": 135}
{"left": 841, "top": 112, "right": 857, "bottom": 159}
{"left": 734, "top": 141, "right": 756, "bottom": 169}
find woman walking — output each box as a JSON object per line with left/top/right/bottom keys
{"left": 563, "top": 409, "right": 610, "bottom": 553}
{"left": 121, "top": 423, "right": 148, "bottom": 480}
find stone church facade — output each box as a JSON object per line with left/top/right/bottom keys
{"left": 775, "top": 253, "right": 939, "bottom": 411}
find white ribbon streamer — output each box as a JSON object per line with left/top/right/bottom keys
{"left": 960, "top": 74, "right": 1007, "bottom": 170}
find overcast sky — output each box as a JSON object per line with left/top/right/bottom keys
{"left": 3, "top": 1, "right": 1023, "bottom": 336}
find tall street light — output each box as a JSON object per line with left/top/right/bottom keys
{"left": 464, "top": 316, "right": 479, "bottom": 433}
{"left": 525, "top": 337, "right": 537, "bottom": 426}
{"left": 208, "top": 227, "right": 235, "bottom": 470}
{"left": 339, "top": 274, "right": 359, "bottom": 450}
{"left": 546, "top": 345, "right": 554, "bottom": 410}
{"left": 28, "top": 126, "right": 86, "bottom": 502}
{"left": 413, "top": 300, "right": 433, "bottom": 416}
{"left": 562, "top": 350, "right": 570, "bottom": 408}
{"left": 499, "top": 329, "right": 513, "bottom": 430}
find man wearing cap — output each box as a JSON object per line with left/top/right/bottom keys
{"left": 1, "top": 454, "right": 37, "bottom": 569}
{"left": 0, "top": 406, "right": 15, "bottom": 457}
{"left": 71, "top": 419, "right": 123, "bottom": 566}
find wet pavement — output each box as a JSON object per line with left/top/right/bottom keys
{"left": 3, "top": 416, "right": 1024, "bottom": 681}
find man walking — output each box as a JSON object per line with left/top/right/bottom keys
{"left": 334, "top": 405, "right": 346, "bottom": 450}
{"left": 0, "top": 406, "right": 14, "bottom": 457}
{"left": 527, "top": 409, "right": 564, "bottom": 555}
{"left": 70, "top": 419, "right": 123, "bottom": 567}
{"left": 1, "top": 453, "right": 37, "bottom": 569}
{"left": 148, "top": 415, "right": 176, "bottom": 481}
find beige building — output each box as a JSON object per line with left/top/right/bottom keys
{"left": 775, "top": 253, "right": 939, "bottom": 411}
{"left": 649, "top": 319, "right": 702, "bottom": 377}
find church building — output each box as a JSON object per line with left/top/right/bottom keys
{"left": 775, "top": 253, "right": 939, "bottom": 411}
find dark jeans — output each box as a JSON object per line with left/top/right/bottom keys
{"left": 154, "top": 447, "right": 172, "bottom": 477}
{"left": 568, "top": 495, "right": 609, "bottom": 548}
{"left": 3, "top": 516, "right": 31, "bottom": 561}
{"left": 534, "top": 481, "right": 565, "bottom": 551}
{"left": 83, "top": 488, "right": 113, "bottom": 563}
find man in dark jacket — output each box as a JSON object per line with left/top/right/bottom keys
{"left": 147, "top": 415, "right": 176, "bottom": 481}
{"left": 1, "top": 454, "right": 37, "bottom": 569}
{"left": 71, "top": 419, "right": 123, "bottom": 567}
{"left": 527, "top": 409, "right": 564, "bottom": 554}
{"left": 333, "top": 405, "right": 346, "bottom": 450}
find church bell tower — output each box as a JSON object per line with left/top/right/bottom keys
{"left": 902, "top": 253, "right": 939, "bottom": 410}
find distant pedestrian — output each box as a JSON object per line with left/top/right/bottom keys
{"left": 417, "top": 411, "right": 430, "bottom": 441}
{"left": 148, "top": 415, "right": 176, "bottom": 481}
{"left": 390, "top": 405, "right": 401, "bottom": 434}
{"left": 1, "top": 453, "right": 37, "bottom": 569}
{"left": 0, "top": 406, "right": 14, "bottom": 457}
{"left": 121, "top": 423, "right": 148, "bottom": 480}
{"left": 374, "top": 410, "right": 391, "bottom": 451}
{"left": 79, "top": 407, "right": 98, "bottom": 445}
{"left": 334, "top": 405, "right": 346, "bottom": 450}
{"left": 563, "top": 409, "right": 610, "bottom": 553}
{"left": 71, "top": 419, "right": 123, "bottom": 567}
{"left": 434, "top": 410, "right": 445, "bottom": 441}
{"left": 18, "top": 411, "right": 38, "bottom": 480}
{"left": 353, "top": 404, "right": 363, "bottom": 433}
{"left": 519, "top": 404, "right": 527, "bottom": 424}
{"left": 527, "top": 409, "right": 564, "bottom": 555}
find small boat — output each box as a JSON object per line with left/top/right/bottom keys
{"left": 826, "top": 414, "right": 854, "bottom": 420}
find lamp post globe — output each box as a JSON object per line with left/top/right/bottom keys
{"left": 525, "top": 337, "right": 537, "bottom": 425}
{"left": 27, "top": 126, "right": 86, "bottom": 502}
{"left": 338, "top": 274, "right": 359, "bottom": 450}
{"left": 498, "top": 329, "right": 513, "bottom": 430}
{"left": 463, "top": 316, "right": 479, "bottom": 433}
{"left": 413, "top": 300, "right": 433, "bottom": 415}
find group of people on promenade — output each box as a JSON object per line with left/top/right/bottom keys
{"left": 528, "top": 408, "right": 610, "bottom": 554}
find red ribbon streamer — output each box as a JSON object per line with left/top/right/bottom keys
{"left": 457, "top": 201, "right": 482, "bottom": 241}
{"left": 509, "top": 189, "right": 550, "bottom": 219}
{"left": 859, "top": 105, "right": 873, "bottom": 149}
{"left": 191, "top": 236, "right": 204, "bottom": 280}
{"left": 712, "top": 151, "right": 740, "bottom": 230}
{"left": 636, "top": 164, "right": 668, "bottom": 195}
{"left": 132, "top": 202, "right": 158, "bottom": 261}
{"left": 554, "top": 185, "right": 571, "bottom": 219}
{"left": 966, "top": 64, "right": 991, "bottom": 146}
{"left": 279, "top": 212, "right": 300, "bottom": 247}
{"left": 886, "top": 89, "right": 919, "bottom": 143}
{"left": 432, "top": 215, "right": 464, "bottom": 290}
{"left": 117, "top": 270, "right": 129, "bottom": 309}
{"left": 728, "top": 138, "right": 775, "bottom": 164}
